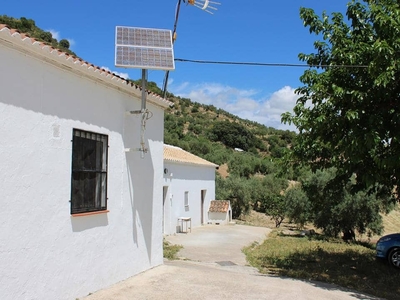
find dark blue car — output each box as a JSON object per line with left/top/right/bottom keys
{"left": 376, "top": 233, "right": 400, "bottom": 268}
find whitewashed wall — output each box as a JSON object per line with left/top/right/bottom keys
{"left": 0, "top": 42, "right": 164, "bottom": 300}
{"left": 163, "top": 162, "right": 216, "bottom": 235}
{"left": 208, "top": 212, "right": 230, "bottom": 225}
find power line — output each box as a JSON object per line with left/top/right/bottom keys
{"left": 175, "top": 58, "right": 369, "bottom": 68}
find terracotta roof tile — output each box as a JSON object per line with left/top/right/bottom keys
{"left": 164, "top": 144, "right": 218, "bottom": 167}
{"left": 0, "top": 24, "right": 173, "bottom": 109}
{"left": 209, "top": 200, "right": 230, "bottom": 213}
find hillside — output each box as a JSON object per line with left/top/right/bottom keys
{"left": 4, "top": 15, "right": 398, "bottom": 236}
{"left": 128, "top": 79, "right": 297, "bottom": 179}
{"left": 0, "top": 15, "right": 77, "bottom": 57}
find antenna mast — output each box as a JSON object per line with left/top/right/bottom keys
{"left": 162, "top": 0, "right": 221, "bottom": 99}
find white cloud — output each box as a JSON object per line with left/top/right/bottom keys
{"left": 67, "top": 38, "right": 76, "bottom": 48}
{"left": 101, "top": 66, "right": 129, "bottom": 79}
{"left": 170, "top": 82, "right": 299, "bottom": 131}
{"left": 48, "top": 29, "right": 60, "bottom": 40}
{"left": 46, "top": 30, "right": 76, "bottom": 50}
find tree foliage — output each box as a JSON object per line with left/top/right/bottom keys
{"left": 281, "top": 0, "right": 400, "bottom": 201}
{"left": 0, "top": 15, "right": 77, "bottom": 57}
{"left": 299, "top": 168, "right": 394, "bottom": 237}
{"left": 210, "top": 120, "right": 260, "bottom": 151}
{"left": 59, "top": 39, "right": 70, "bottom": 49}
{"left": 216, "top": 175, "right": 252, "bottom": 218}
{"left": 283, "top": 185, "right": 310, "bottom": 228}
{"left": 253, "top": 175, "right": 288, "bottom": 227}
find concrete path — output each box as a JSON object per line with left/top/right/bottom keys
{"left": 84, "top": 224, "right": 382, "bottom": 300}
{"left": 166, "top": 224, "right": 270, "bottom": 265}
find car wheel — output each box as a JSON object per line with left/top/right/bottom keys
{"left": 388, "top": 248, "right": 400, "bottom": 269}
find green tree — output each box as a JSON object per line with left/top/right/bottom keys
{"left": 0, "top": 15, "right": 77, "bottom": 57}
{"left": 216, "top": 175, "right": 252, "bottom": 218}
{"left": 254, "top": 175, "right": 288, "bottom": 227}
{"left": 59, "top": 39, "right": 70, "bottom": 49}
{"left": 300, "top": 168, "right": 393, "bottom": 237}
{"left": 38, "top": 31, "right": 53, "bottom": 43}
{"left": 281, "top": 0, "right": 400, "bottom": 202}
{"left": 283, "top": 185, "right": 310, "bottom": 228}
{"left": 211, "top": 120, "right": 260, "bottom": 151}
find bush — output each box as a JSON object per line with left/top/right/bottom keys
{"left": 163, "top": 239, "right": 183, "bottom": 260}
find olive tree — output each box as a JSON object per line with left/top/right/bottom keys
{"left": 282, "top": 0, "right": 400, "bottom": 204}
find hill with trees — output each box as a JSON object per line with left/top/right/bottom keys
{"left": 5, "top": 11, "right": 398, "bottom": 240}
{"left": 0, "top": 15, "right": 76, "bottom": 56}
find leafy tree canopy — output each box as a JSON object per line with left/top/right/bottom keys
{"left": 282, "top": 0, "right": 400, "bottom": 200}
{"left": 300, "top": 168, "right": 394, "bottom": 237}
{"left": 59, "top": 39, "right": 70, "bottom": 49}
{"left": 210, "top": 120, "right": 260, "bottom": 151}
{"left": 0, "top": 15, "right": 77, "bottom": 57}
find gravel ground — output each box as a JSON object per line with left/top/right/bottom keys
{"left": 84, "top": 224, "right": 383, "bottom": 300}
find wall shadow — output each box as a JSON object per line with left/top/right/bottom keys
{"left": 70, "top": 213, "right": 109, "bottom": 232}
{"left": 125, "top": 144, "right": 155, "bottom": 264}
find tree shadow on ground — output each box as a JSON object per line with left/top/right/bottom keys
{"left": 259, "top": 248, "right": 399, "bottom": 300}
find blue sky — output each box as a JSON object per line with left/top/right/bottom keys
{"left": 2, "top": 0, "right": 351, "bottom": 130}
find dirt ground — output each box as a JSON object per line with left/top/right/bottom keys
{"left": 83, "top": 224, "right": 382, "bottom": 300}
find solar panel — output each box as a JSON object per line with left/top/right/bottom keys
{"left": 115, "top": 26, "right": 175, "bottom": 70}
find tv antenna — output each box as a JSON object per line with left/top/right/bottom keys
{"left": 162, "top": 0, "right": 221, "bottom": 98}
{"left": 115, "top": 26, "right": 175, "bottom": 158}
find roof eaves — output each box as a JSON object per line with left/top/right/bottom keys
{"left": 164, "top": 158, "right": 218, "bottom": 168}
{"left": 0, "top": 24, "right": 174, "bottom": 109}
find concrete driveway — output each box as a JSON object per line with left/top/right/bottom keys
{"left": 84, "top": 224, "right": 382, "bottom": 300}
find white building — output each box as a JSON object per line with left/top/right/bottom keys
{"left": 0, "top": 25, "right": 173, "bottom": 300}
{"left": 208, "top": 200, "right": 233, "bottom": 225}
{"left": 163, "top": 145, "right": 218, "bottom": 235}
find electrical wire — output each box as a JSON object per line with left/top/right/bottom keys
{"left": 174, "top": 58, "right": 370, "bottom": 68}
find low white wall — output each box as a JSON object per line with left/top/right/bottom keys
{"left": 0, "top": 42, "right": 164, "bottom": 300}
{"left": 163, "top": 162, "right": 216, "bottom": 235}
{"left": 208, "top": 212, "right": 229, "bottom": 225}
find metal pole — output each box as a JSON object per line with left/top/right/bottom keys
{"left": 141, "top": 69, "right": 147, "bottom": 112}
{"left": 162, "top": 0, "right": 183, "bottom": 98}
{"left": 140, "top": 69, "right": 148, "bottom": 158}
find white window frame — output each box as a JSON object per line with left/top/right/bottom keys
{"left": 184, "top": 191, "right": 189, "bottom": 207}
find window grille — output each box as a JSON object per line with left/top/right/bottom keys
{"left": 71, "top": 129, "right": 108, "bottom": 214}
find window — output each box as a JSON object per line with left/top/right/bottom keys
{"left": 184, "top": 191, "right": 189, "bottom": 207}
{"left": 71, "top": 129, "right": 108, "bottom": 214}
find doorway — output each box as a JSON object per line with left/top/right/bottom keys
{"left": 163, "top": 186, "right": 168, "bottom": 234}
{"left": 201, "top": 190, "right": 206, "bottom": 225}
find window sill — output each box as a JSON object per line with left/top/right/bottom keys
{"left": 71, "top": 210, "right": 109, "bottom": 217}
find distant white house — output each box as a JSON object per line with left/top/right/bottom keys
{"left": 208, "top": 200, "right": 232, "bottom": 225}
{"left": 163, "top": 145, "right": 218, "bottom": 234}
{"left": 0, "top": 25, "right": 173, "bottom": 300}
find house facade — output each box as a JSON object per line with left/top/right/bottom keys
{"left": 0, "top": 25, "right": 172, "bottom": 300}
{"left": 163, "top": 145, "right": 218, "bottom": 235}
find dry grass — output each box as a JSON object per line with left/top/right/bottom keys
{"left": 216, "top": 163, "right": 229, "bottom": 179}
{"left": 235, "top": 210, "right": 313, "bottom": 231}
{"left": 242, "top": 208, "right": 400, "bottom": 300}
{"left": 235, "top": 210, "right": 276, "bottom": 228}
{"left": 238, "top": 207, "right": 400, "bottom": 239}
{"left": 163, "top": 239, "right": 183, "bottom": 260}
{"left": 382, "top": 206, "right": 400, "bottom": 235}
{"left": 243, "top": 233, "right": 400, "bottom": 300}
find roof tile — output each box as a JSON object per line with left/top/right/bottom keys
{"left": 164, "top": 144, "right": 218, "bottom": 167}
{"left": 209, "top": 200, "right": 230, "bottom": 213}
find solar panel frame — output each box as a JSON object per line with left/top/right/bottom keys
{"left": 115, "top": 26, "right": 175, "bottom": 71}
